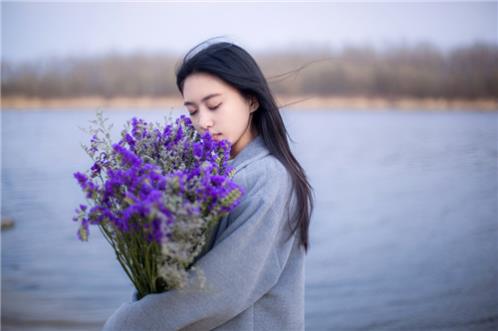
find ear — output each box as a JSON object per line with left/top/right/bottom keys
{"left": 249, "top": 97, "right": 259, "bottom": 113}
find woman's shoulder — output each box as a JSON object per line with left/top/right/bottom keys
{"left": 243, "top": 153, "right": 286, "bottom": 178}
{"left": 234, "top": 154, "right": 291, "bottom": 197}
{"left": 227, "top": 136, "right": 291, "bottom": 197}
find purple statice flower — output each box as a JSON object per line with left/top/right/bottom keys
{"left": 73, "top": 111, "right": 243, "bottom": 297}
{"left": 74, "top": 172, "right": 88, "bottom": 186}
{"left": 174, "top": 125, "right": 184, "bottom": 144}
{"left": 112, "top": 144, "right": 142, "bottom": 167}
{"left": 124, "top": 133, "right": 136, "bottom": 148}
{"left": 192, "top": 142, "right": 203, "bottom": 159}
{"left": 90, "top": 162, "right": 101, "bottom": 176}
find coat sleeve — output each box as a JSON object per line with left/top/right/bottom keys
{"left": 102, "top": 161, "right": 297, "bottom": 331}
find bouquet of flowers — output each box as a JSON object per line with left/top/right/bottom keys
{"left": 72, "top": 111, "right": 243, "bottom": 300}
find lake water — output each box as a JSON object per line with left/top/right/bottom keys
{"left": 2, "top": 108, "right": 497, "bottom": 331}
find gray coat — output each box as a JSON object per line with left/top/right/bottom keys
{"left": 102, "top": 135, "right": 305, "bottom": 331}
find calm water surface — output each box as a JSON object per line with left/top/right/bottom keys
{"left": 2, "top": 108, "right": 497, "bottom": 330}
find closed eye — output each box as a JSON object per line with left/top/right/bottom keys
{"left": 188, "top": 103, "right": 221, "bottom": 116}
{"left": 209, "top": 103, "right": 221, "bottom": 110}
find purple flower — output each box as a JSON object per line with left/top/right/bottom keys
{"left": 211, "top": 175, "right": 225, "bottom": 186}
{"left": 91, "top": 162, "right": 101, "bottom": 175}
{"left": 192, "top": 142, "right": 203, "bottom": 159}
{"left": 124, "top": 133, "right": 135, "bottom": 147}
{"left": 74, "top": 172, "right": 88, "bottom": 187}
{"left": 73, "top": 113, "right": 243, "bottom": 248}
{"left": 113, "top": 144, "right": 142, "bottom": 167}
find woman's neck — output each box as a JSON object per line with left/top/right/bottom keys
{"left": 230, "top": 126, "right": 258, "bottom": 160}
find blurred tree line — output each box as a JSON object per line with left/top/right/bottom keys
{"left": 2, "top": 42, "right": 497, "bottom": 100}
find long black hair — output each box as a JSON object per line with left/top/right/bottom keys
{"left": 175, "top": 39, "right": 314, "bottom": 253}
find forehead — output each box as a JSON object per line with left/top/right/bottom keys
{"left": 182, "top": 73, "right": 234, "bottom": 101}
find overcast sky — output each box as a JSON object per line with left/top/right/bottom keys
{"left": 2, "top": 1, "right": 497, "bottom": 63}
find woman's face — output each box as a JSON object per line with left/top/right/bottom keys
{"left": 182, "top": 72, "right": 259, "bottom": 159}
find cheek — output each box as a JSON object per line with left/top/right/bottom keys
{"left": 233, "top": 109, "right": 251, "bottom": 128}
{"left": 224, "top": 102, "right": 248, "bottom": 123}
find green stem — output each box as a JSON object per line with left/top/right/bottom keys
{"left": 99, "top": 224, "right": 144, "bottom": 295}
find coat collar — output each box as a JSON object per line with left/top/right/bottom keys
{"left": 228, "top": 135, "right": 270, "bottom": 173}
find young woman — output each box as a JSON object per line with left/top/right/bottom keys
{"left": 103, "top": 39, "right": 314, "bottom": 331}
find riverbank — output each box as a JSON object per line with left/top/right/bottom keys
{"left": 1, "top": 95, "right": 497, "bottom": 111}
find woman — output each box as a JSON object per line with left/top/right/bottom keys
{"left": 103, "top": 39, "right": 314, "bottom": 331}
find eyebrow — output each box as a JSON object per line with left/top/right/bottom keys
{"left": 184, "top": 93, "right": 222, "bottom": 107}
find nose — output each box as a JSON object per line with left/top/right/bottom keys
{"left": 198, "top": 109, "right": 214, "bottom": 132}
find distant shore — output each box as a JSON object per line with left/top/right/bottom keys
{"left": 1, "top": 95, "right": 497, "bottom": 111}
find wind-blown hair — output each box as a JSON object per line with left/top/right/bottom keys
{"left": 175, "top": 39, "right": 314, "bottom": 252}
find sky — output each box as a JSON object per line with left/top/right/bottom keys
{"left": 1, "top": 1, "right": 497, "bottom": 63}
